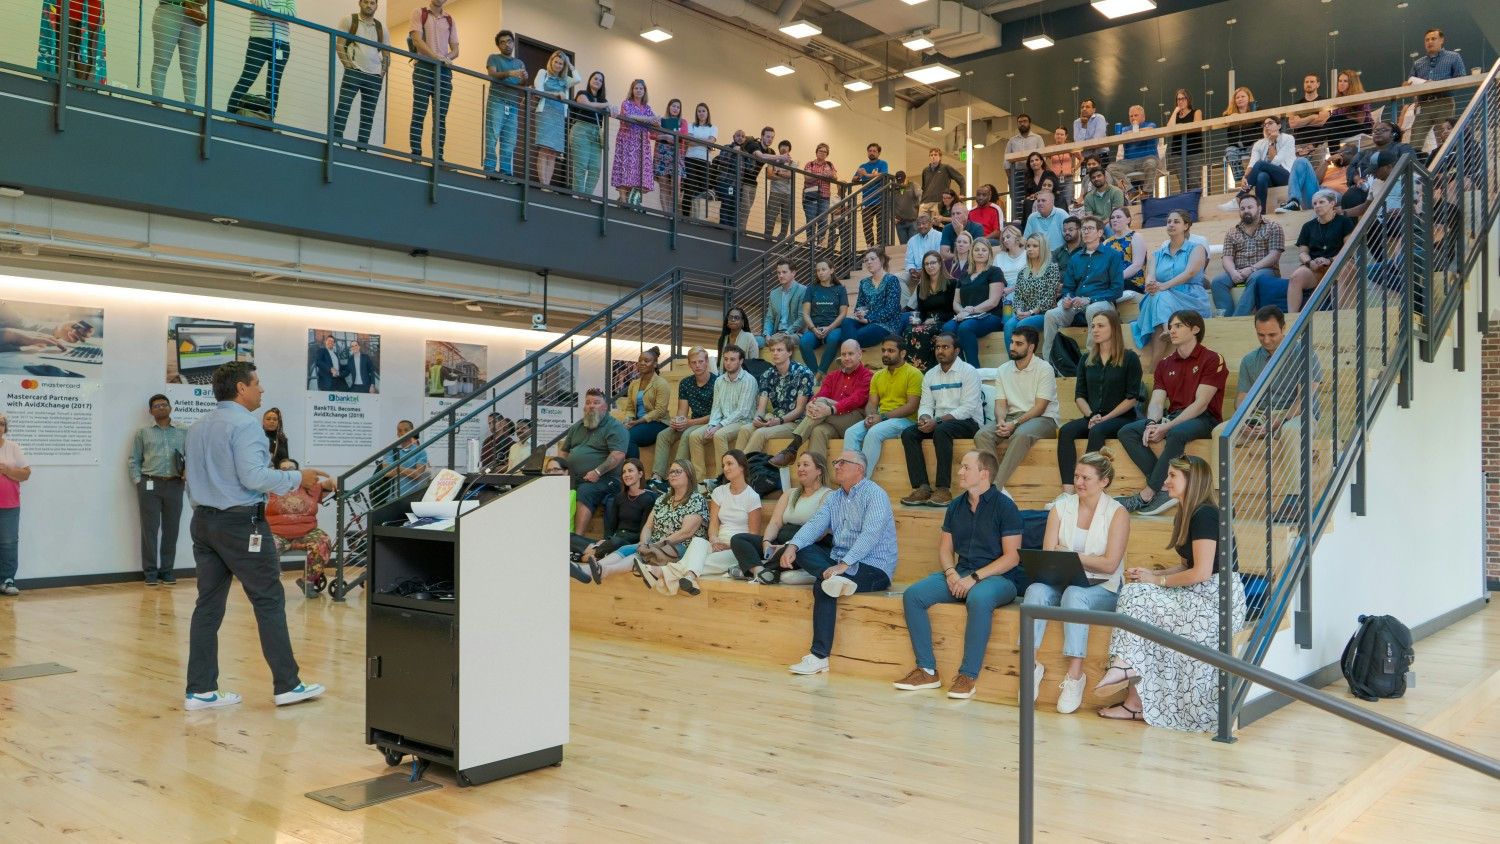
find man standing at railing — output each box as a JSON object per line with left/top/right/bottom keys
{"left": 226, "top": 0, "right": 297, "bottom": 121}
{"left": 853, "top": 144, "right": 889, "bottom": 251}
{"left": 332, "top": 0, "right": 389, "bottom": 147}
{"left": 1004, "top": 114, "right": 1046, "bottom": 205}
{"left": 739, "top": 127, "right": 791, "bottom": 231}
{"left": 1073, "top": 99, "right": 1110, "bottom": 166}
{"left": 1406, "top": 28, "right": 1466, "bottom": 158}
{"left": 408, "top": 0, "right": 459, "bottom": 160}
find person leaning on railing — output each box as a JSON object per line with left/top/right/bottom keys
{"left": 1093, "top": 455, "right": 1246, "bottom": 730}
{"left": 802, "top": 143, "right": 838, "bottom": 244}
{"left": 1405, "top": 28, "right": 1467, "bottom": 158}
{"left": 568, "top": 71, "right": 610, "bottom": 194}
{"left": 483, "top": 29, "right": 527, "bottom": 177}
{"left": 226, "top": 0, "right": 296, "bottom": 120}
{"left": 681, "top": 103, "right": 717, "bottom": 217}
{"left": 407, "top": 0, "right": 459, "bottom": 160}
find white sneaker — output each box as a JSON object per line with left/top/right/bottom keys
{"left": 821, "top": 574, "right": 858, "bottom": 598}
{"left": 0, "top": 579, "right": 17, "bottom": 596}
{"left": 788, "top": 654, "right": 829, "bottom": 675}
{"left": 1057, "top": 673, "right": 1087, "bottom": 714}
{"left": 780, "top": 569, "right": 816, "bottom": 586}
{"left": 1031, "top": 663, "right": 1045, "bottom": 703}
{"left": 1218, "top": 199, "right": 1239, "bottom": 212}
{"left": 185, "top": 690, "right": 242, "bottom": 711}
{"left": 273, "top": 682, "right": 326, "bottom": 706}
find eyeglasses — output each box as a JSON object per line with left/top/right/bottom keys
{"left": 667, "top": 469, "right": 686, "bottom": 476}
{"left": 831, "top": 459, "right": 854, "bottom": 467}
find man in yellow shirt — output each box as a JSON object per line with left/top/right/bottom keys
{"left": 843, "top": 334, "right": 923, "bottom": 469}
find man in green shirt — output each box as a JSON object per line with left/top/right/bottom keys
{"left": 560, "top": 388, "right": 628, "bottom": 534}
{"left": 843, "top": 335, "right": 922, "bottom": 468}
{"left": 1079, "top": 167, "right": 1126, "bottom": 220}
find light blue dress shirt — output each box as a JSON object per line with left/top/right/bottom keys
{"left": 185, "top": 401, "right": 300, "bottom": 509}
{"left": 789, "top": 478, "right": 898, "bottom": 579}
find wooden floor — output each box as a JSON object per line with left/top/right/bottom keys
{"left": 0, "top": 577, "right": 1495, "bottom": 842}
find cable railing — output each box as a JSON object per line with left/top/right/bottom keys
{"left": 0, "top": 0, "right": 871, "bottom": 251}
{"left": 1213, "top": 59, "right": 1500, "bottom": 737}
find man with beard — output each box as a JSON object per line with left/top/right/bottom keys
{"left": 972, "top": 326, "right": 1059, "bottom": 489}
{"left": 852, "top": 142, "right": 889, "bottom": 249}
{"left": 559, "top": 387, "right": 628, "bottom": 534}
{"left": 1052, "top": 216, "right": 1083, "bottom": 269}
{"left": 1208, "top": 195, "right": 1286, "bottom": 317}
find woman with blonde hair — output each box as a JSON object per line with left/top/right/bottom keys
{"left": 532, "top": 50, "right": 581, "bottom": 187}
{"left": 729, "top": 451, "right": 831, "bottom": 584}
{"left": 1055, "top": 309, "right": 1141, "bottom": 493}
{"left": 944, "top": 230, "right": 974, "bottom": 285}
{"left": 1022, "top": 448, "right": 1130, "bottom": 713}
{"left": 1221, "top": 86, "right": 1259, "bottom": 192}
{"left": 942, "top": 236, "right": 1006, "bottom": 364}
{"left": 1093, "top": 455, "right": 1247, "bottom": 729}
{"left": 1004, "top": 232, "right": 1058, "bottom": 350}
{"left": 1324, "top": 69, "right": 1371, "bottom": 142}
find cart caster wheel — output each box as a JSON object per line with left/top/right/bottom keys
{"left": 329, "top": 577, "right": 347, "bottom": 596}
{"left": 457, "top": 773, "right": 473, "bottom": 788}
{"left": 381, "top": 748, "right": 404, "bottom": 767}
{"left": 312, "top": 576, "right": 328, "bottom": 594}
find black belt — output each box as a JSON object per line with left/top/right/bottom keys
{"left": 198, "top": 503, "right": 264, "bottom": 517}
{"left": 1418, "top": 92, "right": 1453, "bottom": 103}
{"left": 144, "top": 474, "right": 181, "bottom": 481}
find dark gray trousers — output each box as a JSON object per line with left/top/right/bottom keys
{"left": 137, "top": 478, "right": 184, "bottom": 580}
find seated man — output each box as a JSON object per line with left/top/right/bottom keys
{"left": 1021, "top": 189, "right": 1066, "bottom": 252}
{"left": 1041, "top": 215, "right": 1124, "bottom": 361}
{"left": 895, "top": 450, "right": 1024, "bottom": 699}
{"left": 379, "top": 419, "right": 429, "bottom": 500}
{"left": 559, "top": 388, "right": 629, "bottom": 534}
{"left": 1115, "top": 311, "right": 1227, "bottom": 515}
{"left": 940, "top": 203, "right": 985, "bottom": 261}
{"left": 1079, "top": 167, "right": 1125, "bottom": 220}
{"left": 845, "top": 335, "right": 923, "bottom": 468}
{"left": 782, "top": 450, "right": 899, "bottom": 676}
{"left": 1234, "top": 306, "right": 1322, "bottom": 518}
{"left": 904, "top": 214, "right": 943, "bottom": 284}
{"left": 1208, "top": 196, "right": 1286, "bottom": 317}
{"left": 973, "top": 326, "right": 1060, "bottom": 489}
{"left": 900, "top": 332, "right": 984, "bottom": 508}
{"left": 650, "top": 347, "right": 716, "bottom": 486}
{"left": 969, "top": 184, "right": 1003, "bottom": 241}
{"left": 771, "top": 339, "right": 871, "bottom": 467}
{"left": 758, "top": 261, "right": 806, "bottom": 346}
{"left": 689, "top": 346, "right": 757, "bottom": 484}
{"left": 739, "top": 334, "right": 813, "bottom": 454}
{"left": 1051, "top": 216, "right": 1083, "bottom": 269}
{"left": 1104, "top": 105, "right": 1160, "bottom": 201}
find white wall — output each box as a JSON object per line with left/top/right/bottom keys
{"left": 0, "top": 269, "right": 644, "bottom": 581}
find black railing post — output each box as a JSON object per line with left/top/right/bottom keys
{"left": 325, "top": 32, "right": 337, "bottom": 182}
{"left": 529, "top": 359, "right": 540, "bottom": 453}
{"left": 1018, "top": 610, "right": 1036, "bottom": 843}
{"left": 1215, "top": 426, "right": 1236, "bottom": 742}
{"left": 1295, "top": 336, "right": 1314, "bottom": 649}
{"left": 733, "top": 152, "right": 743, "bottom": 261}
{"left": 332, "top": 483, "right": 347, "bottom": 602}
{"left": 669, "top": 130, "right": 680, "bottom": 250}
{"left": 1352, "top": 244, "right": 1369, "bottom": 515}
{"left": 201, "top": 0, "right": 215, "bottom": 158}
{"left": 447, "top": 410, "right": 457, "bottom": 469}
{"left": 604, "top": 309, "right": 613, "bottom": 394}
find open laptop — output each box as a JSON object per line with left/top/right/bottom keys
{"left": 1018, "top": 550, "right": 1093, "bottom": 591}
{"left": 176, "top": 322, "right": 240, "bottom": 384}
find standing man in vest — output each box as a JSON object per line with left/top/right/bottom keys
{"left": 184, "top": 362, "right": 329, "bottom": 711}
{"left": 129, "top": 394, "right": 187, "bottom": 586}
{"left": 409, "top": 0, "right": 459, "bottom": 160}
{"left": 332, "top": 0, "right": 389, "bottom": 147}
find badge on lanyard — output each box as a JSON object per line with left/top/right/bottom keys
{"left": 146, "top": 480, "right": 154, "bottom": 491}
{"left": 249, "top": 532, "right": 262, "bottom": 553}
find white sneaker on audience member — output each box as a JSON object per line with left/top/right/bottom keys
{"left": 780, "top": 570, "right": 816, "bottom": 586}
{"left": 1057, "top": 674, "right": 1087, "bottom": 714}
{"left": 1031, "top": 663, "right": 1045, "bottom": 702}
{"left": 1218, "top": 198, "right": 1239, "bottom": 212}
{"left": 821, "top": 574, "right": 858, "bottom": 597}
{"left": 273, "top": 682, "right": 326, "bottom": 706}
{"left": 788, "top": 654, "right": 829, "bottom": 675}
{"left": 184, "top": 690, "right": 242, "bottom": 711}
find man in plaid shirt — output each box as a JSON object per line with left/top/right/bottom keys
{"left": 1209, "top": 195, "right": 1286, "bottom": 317}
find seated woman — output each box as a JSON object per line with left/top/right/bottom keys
{"left": 903, "top": 250, "right": 956, "bottom": 372}
{"left": 944, "top": 230, "right": 974, "bottom": 286}
{"left": 1131, "top": 210, "right": 1212, "bottom": 370}
{"left": 620, "top": 347, "right": 669, "bottom": 459}
{"left": 677, "top": 449, "right": 762, "bottom": 594}
{"left": 799, "top": 259, "right": 850, "bottom": 377}
{"left": 1055, "top": 311, "right": 1141, "bottom": 497}
{"left": 1005, "top": 233, "right": 1060, "bottom": 351}
{"left": 569, "top": 459, "right": 657, "bottom": 583}
{"left": 1094, "top": 455, "right": 1247, "bottom": 728}
{"left": 942, "top": 236, "right": 1006, "bottom": 365}
{"left": 995, "top": 224, "right": 1028, "bottom": 292}
{"left": 729, "top": 451, "right": 831, "bottom": 584}
{"left": 1286, "top": 189, "right": 1357, "bottom": 313}
{"left": 1020, "top": 152, "right": 1059, "bottom": 224}
{"left": 840, "top": 250, "right": 906, "bottom": 349}
{"left": 717, "top": 307, "right": 759, "bottom": 369}
{"left": 1103, "top": 207, "right": 1147, "bottom": 304}
{"left": 592, "top": 459, "right": 708, "bottom": 594}
{"left": 268, "top": 458, "right": 337, "bottom": 596}
{"left": 1023, "top": 448, "right": 1130, "bottom": 713}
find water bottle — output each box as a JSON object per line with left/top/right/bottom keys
{"left": 1114, "top": 122, "right": 1122, "bottom": 136}
{"left": 466, "top": 438, "right": 481, "bottom": 473}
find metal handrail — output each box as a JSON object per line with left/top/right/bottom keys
{"left": 1017, "top": 605, "right": 1500, "bottom": 843}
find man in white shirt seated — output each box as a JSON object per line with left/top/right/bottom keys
{"left": 974, "top": 325, "right": 1060, "bottom": 489}
{"left": 899, "top": 332, "right": 984, "bottom": 508}
{"left": 904, "top": 214, "right": 943, "bottom": 285}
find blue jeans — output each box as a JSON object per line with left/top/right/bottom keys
{"left": 1242, "top": 160, "right": 1290, "bottom": 211}
{"left": 1288, "top": 157, "right": 1321, "bottom": 208}
{"left": 1022, "top": 581, "right": 1117, "bottom": 658}
{"left": 799, "top": 326, "right": 841, "bottom": 373}
{"left": 410, "top": 63, "right": 453, "bottom": 158}
{"left": 626, "top": 421, "right": 667, "bottom": 459}
{"left": 1210, "top": 268, "right": 1285, "bottom": 315}
{"left": 483, "top": 93, "right": 520, "bottom": 174}
{"left": 793, "top": 543, "right": 892, "bottom": 659}
{"left": 332, "top": 68, "right": 382, "bottom": 145}
{"left": 943, "top": 313, "right": 1005, "bottom": 365}
{"left": 0, "top": 506, "right": 17, "bottom": 582}
{"left": 840, "top": 321, "right": 892, "bottom": 349}
{"left": 1003, "top": 313, "right": 1047, "bottom": 354}
{"left": 844, "top": 416, "right": 915, "bottom": 468}
{"left": 904, "top": 571, "right": 1019, "bottom": 678}
{"left": 803, "top": 196, "right": 830, "bottom": 244}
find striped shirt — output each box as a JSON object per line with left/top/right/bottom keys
{"left": 789, "top": 478, "right": 897, "bottom": 579}
{"left": 917, "top": 359, "right": 984, "bottom": 424}
{"left": 248, "top": 0, "right": 296, "bottom": 41}
{"left": 707, "top": 369, "right": 758, "bottom": 427}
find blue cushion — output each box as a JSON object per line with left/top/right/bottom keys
{"left": 1141, "top": 189, "right": 1202, "bottom": 228}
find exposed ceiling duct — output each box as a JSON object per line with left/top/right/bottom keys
{"left": 824, "top": 0, "right": 1002, "bottom": 58}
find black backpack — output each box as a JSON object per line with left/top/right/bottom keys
{"left": 1340, "top": 615, "right": 1415, "bottom": 701}
{"left": 1048, "top": 332, "right": 1083, "bottom": 377}
{"left": 744, "top": 452, "right": 783, "bottom": 497}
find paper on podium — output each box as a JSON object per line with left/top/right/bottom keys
{"left": 410, "top": 500, "right": 479, "bottom": 519}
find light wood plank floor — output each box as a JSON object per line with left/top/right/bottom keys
{"left": 0, "top": 578, "right": 1495, "bottom": 842}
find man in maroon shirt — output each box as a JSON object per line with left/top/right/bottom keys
{"left": 771, "top": 339, "right": 872, "bottom": 467}
{"left": 1115, "top": 310, "right": 1227, "bottom": 515}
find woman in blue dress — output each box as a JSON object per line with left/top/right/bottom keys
{"left": 841, "top": 250, "right": 906, "bottom": 348}
{"left": 533, "top": 50, "right": 581, "bottom": 188}
{"left": 1132, "top": 210, "right": 1212, "bottom": 370}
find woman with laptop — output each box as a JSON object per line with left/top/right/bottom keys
{"left": 1021, "top": 448, "right": 1129, "bottom": 715}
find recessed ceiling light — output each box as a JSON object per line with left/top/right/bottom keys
{"left": 1022, "top": 34, "right": 1054, "bottom": 50}
{"left": 814, "top": 98, "right": 842, "bottom": 109}
{"left": 765, "top": 62, "right": 795, "bottom": 76}
{"left": 844, "top": 79, "right": 873, "bottom": 92}
{"left": 639, "top": 26, "right": 672, "bottom": 43}
{"left": 1091, "top": 0, "right": 1156, "bottom": 19}
{"left": 904, "top": 63, "right": 961, "bottom": 84}
{"left": 901, "top": 0, "right": 930, "bottom": 4}
{"left": 902, "top": 35, "right": 936, "bottom": 51}
{"left": 779, "top": 20, "right": 821, "bottom": 39}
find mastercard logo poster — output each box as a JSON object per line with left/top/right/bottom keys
{"left": 19, "top": 380, "right": 40, "bottom": 389}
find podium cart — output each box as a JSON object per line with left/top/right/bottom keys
{"left": 365, "top": 473, "right": 569, "bottom": 787}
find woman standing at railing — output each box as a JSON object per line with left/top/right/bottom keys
{"left": 681, "top": 103, "right": 717, "bottom": 217}
{"left": 1286, "top": 189, "right": 1356, "bottom": 313}
{"left": 150, "top": 0, "right": 201, "bottom": 103}
{"left": 1094, "top": 455, "right": 1246, "bottom": 728}
{"left": 1048, "top": 127, "right": 1078, "bottom": 204}
{"left": 800, "top": 260, "right": 849, "bottom": 376}
{"left": 842, "top": 250, "right": 906, "bottom": 350}
{"left": 1221, "top": 87, "right": 1260, "bottom": 195}
{"left": 1164, "top": 89, "right": 1205, "bottom": 193}
{"left": 533, "top": 51, "right": 581, "bottom": 189}
{"left": 612, "top": 79, "right": 659, "bottom": 204}
{"left": 653, "top": 99, "right": 688, "bottom": 213}
{"left": 1131, "top": 211, "right": 1211, "bottom": 369}
{"left": 904, "top": 250, "right": 955, "bottom": 372}
{"left": 1323, "top": 70, "right": 1371, "bottom": 144}
{"left": 568, "top": 72, "right": 610, "bottom": 195}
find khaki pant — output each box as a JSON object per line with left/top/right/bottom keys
{"left": 793, "top": 408, "right": 865, "bottom": 457}
{"left": 740, "top": 422, "right": 798, "bottom": 454}
{"left": 690, "top": 421, "right": 751, "bottom": 479}
{"left": 653, "top": 424, "right": 705, "bottom": 477}
{"left": 974, "top": 417, "right": 1059, "bottom": 488}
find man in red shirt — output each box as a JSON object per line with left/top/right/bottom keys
{"left": 969, "top": 184, "right": 1002, "bottom": 241}
{"left": 771, "top": 339, "right": 872, "bottom": 467}
{"left": 1115, "top": 310, "right": 1227, "bottom": 515}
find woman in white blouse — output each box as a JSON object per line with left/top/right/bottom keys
{"left": 679, "top": 449, "right": 762, "bottom": 593}
{"left": 1235, "top": 116, "right": 1297, "bottom": 214}
{"left": 730, "top": 451, "right": 832, "bottom": 584}
{"left": 1022, "top": 448, "right": 1130, "bottom": 714}
{"left": 995, "top": 223, "right": 1028, "bottom": 302}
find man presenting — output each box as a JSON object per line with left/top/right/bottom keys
{"left": 184, "top": 362, "right": 328, "bottom": 711}
{"left": 129, "top": 394, "right": 187, "bottom": 586}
